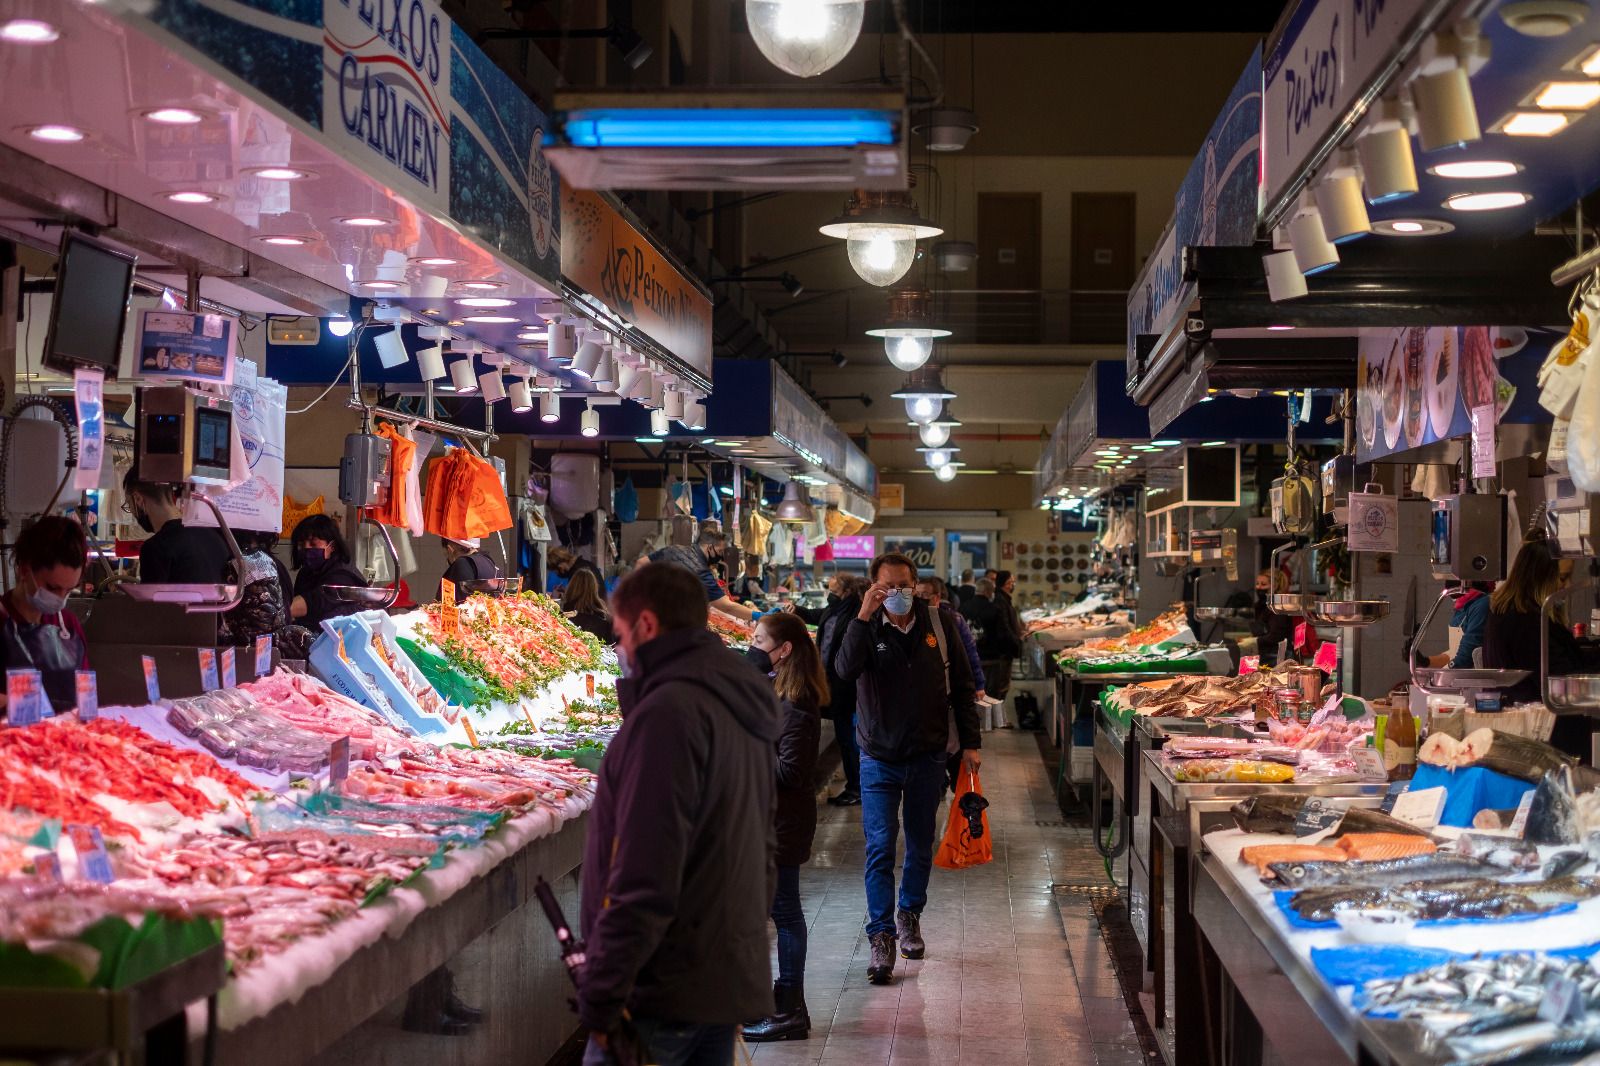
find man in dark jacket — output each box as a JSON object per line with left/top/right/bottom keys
{"left": 835, "top": 553, "right": 980, "bottom": 986}
{"left": 578, "top": 564, "right": 782, "bottom": 1066}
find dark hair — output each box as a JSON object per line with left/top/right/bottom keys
{"left": 960, "top": 568, "right": 974, "bottom": 581}
{"left": 612, "top": 563, "right": 708, "bottom": 632}
{"left": 15, "top": 516, "right": 87, "bottom": 572}
{"left": 122, "top": 468, "right": 174, "bottom": 505}
{"left": 1491, "top": 535, "right": 1563, "bottom": 616}
{"left": 869, "top": 552, "right": 918, "bottom": 582}
{"left": 916, "top": 575, "right": 947, "bottom": 599}
{"left": 995, "top": 569, "right": 1014, "bottom": 589}
{"left": 562, "top": 567, "right": 608, "bottom": 617}
{"left": 289, "top": 514, "right": 352, "bottom": 568}
{"left": 757, "top": 612, "right": 829, "bottom": 710}
{"left": 234, "top": 529, "right": 279, "bottom": 555}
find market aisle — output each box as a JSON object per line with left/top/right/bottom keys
{"left": 751, "top": 731, "right": 1151, "bottom": 1066}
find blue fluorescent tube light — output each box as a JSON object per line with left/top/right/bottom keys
{"left": 559, "top": 109, "right": 897, "bottom": 148}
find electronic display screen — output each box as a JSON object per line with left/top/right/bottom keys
{"left": 193, "top": 408, "right": 231, "bottom": 473}
{"left": 1184, "top": 446, "right": 1239, "bottom": 505}
{"left": 145, "top": 413, "right": 182, "bottom": 456}
{"left": 43, "top": 232, "right": 135, "bottom": 378}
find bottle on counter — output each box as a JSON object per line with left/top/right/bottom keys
{"left": 1385, "top": 702, "right": 1417, "bottom": 781}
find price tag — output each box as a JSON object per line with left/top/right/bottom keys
{"left": 438, "top": 579, "right": 461, "bottom": 637}
{"left": 75, "top": 671, "right": 97, "bottom": 721}
{"left": 142, "top": 656, "right": 161, "bottom": 703}
{"left": 1391, "top": 785, "right": 1447, "bottom": 828}
{"left": 1540, "top": 973, "right": 1584, "bottom": 1025}
{"left": 197, "top": 648, "right": 219, "bottom": 692}
{"left": 254, "top": 635, "right": 272, "bottom": 678}
{"left": 462, "top": 717, "right": 480, "bottom": 748}
{"left": 1471, "top": 403, "right": 1498, "bottom": 480}
{"left": 66, "top": 824, "right": 113, "bottom": 883}
{"left": 7, "top": 669, "right": 46, "bottom": 725}
{"left": 1351, "top": 747, "right": 1388, "bottom": 780}
{"left": 1313, "top": 641, "right": 1339, "bottom": 673}
{"left": 1510, "top": 789, "right": 1537, "bottom": 836}
{"left": 220, "top": 647, "right": 236, "bottom": 689}
{"left": 1294, "top": 621, "right": 1310, "bottom": 652}
{"left": 586, "top": 673, "right": 596, "bottom": 698}
{"left": 1294, "top": 797, "right": 1347, "bottom": 836}
{"left": 329, "top": 736, "right": 350, "bottom": 790}
{"left": 32, "top": 851, "right": 62, "bottom": 883}
{"left": 1238, "top": 656, "right": 1260, "bottom": 676}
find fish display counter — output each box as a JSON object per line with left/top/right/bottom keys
{"left": 1182, "top": 766, "right": 1600, "bottom": 1066}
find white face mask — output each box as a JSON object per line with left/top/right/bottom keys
{"left": 883, "top": 589, "right": 915, "bottom": 616}
{"left": 28, "top": 583, "right": 68, "bottom": 615}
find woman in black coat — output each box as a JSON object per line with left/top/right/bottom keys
{"left": 742, "top": 611, "right": 825, "bottom": 1044}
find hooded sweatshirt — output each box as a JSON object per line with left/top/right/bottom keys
{"left": 578, "top": 627, "right": 782, "bottom": 1032}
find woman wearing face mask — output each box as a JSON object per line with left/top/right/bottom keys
{"left": 0, "top": 517, "right": 89, "bottom": 716}
{"left": 1250, "top": 568, "right": 1297, "bottom": 665}
{"left": 288, "top": 514, "right": 368, "bottom": 630}
{"left": 741, "top": 611, "right": 826, "bottom": 1044}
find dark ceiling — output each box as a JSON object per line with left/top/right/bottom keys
{"left": 863, "top": 0, "right": 1294, "bottom": 35}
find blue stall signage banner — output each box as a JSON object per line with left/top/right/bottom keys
{"left": 1127, "top": 48, "right": 1262, "bottom": 379}
{"left": 146, "top": 0, "right": 560, "bottom": 288}
{"left": 136, "top": 310, "right": 235, "bottom": 385}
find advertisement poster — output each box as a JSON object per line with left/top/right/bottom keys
{"left": 72, "top": 368, "right": 104, "bottom": 492}
{"left": 136, "top": 310, "right": 235, "bottom": 385}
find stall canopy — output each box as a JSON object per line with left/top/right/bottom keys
{"left": 1035, "top": 361, "right": 1342, "bottom": 504}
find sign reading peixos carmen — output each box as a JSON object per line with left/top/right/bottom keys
{"left": 561, "top": 189, "right": 712, "bottom": 377}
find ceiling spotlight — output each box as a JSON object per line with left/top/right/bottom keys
{"left": 25, "top": 124, "right": 85, "bottom": 143}
{"left": 608, "top": 22, "right": 653, "bottom": 69}
{"left": 913, "top": 107, "right": 980, "bottom": 152}
{"left": 1500, "top": 0, "right": 1588, "bottom": 36}
{"left": 411, "top": 256, "right": 460, "bottom": 266}
{"left": 1313, "top": 172, "right": 1371, "bottom": 243}
{"left": 359, "top": 280, "right": 400, "bottom": 290}
{"left": 820, "top": 189, "right": 943, "bottom": 287}
{"left": 891, "top": 366, "right": 956, "bottom": 425}
{"left": 1444, "top": 190, "right": 1531, "bottom": 211}
{"left": 572, "top": 333, "right": 606, "bottom": 378}
{"left": 456, "top": 296, "right": 513, "bottom": 308}
{"left": 664, "top": 387, "right": 686, "bottom": 420}
{"left": 508, "top": 377, "right": 533, "bottom": 413}
{"left": 933, "top": 240, "right": 978, "bottom": 272}
{"left": 165, "top": 190, "right": 219, "bottom": 204}
{"left": 592, "top": 346, "right": 618, "bottom": 390}
{"left": 412, "top": 343, "right": 444, "bottom": 380}
{"left": 867, "top": 289, "right": 951, "bottom": 370}
{"left": 337, "top": 216, "right": 392, "bottom": 227}
{"left": 1, "top": 18, "right": 59, "bottom": 43}
{"left": 1287, "top": 196, "right": 1338, "bottom": 275}
{"left": 326, "top": 315, "right": 356, "bottom": 339}
{"left": 449, "top": 358, "right": 479, "bottom": 394}
{"left": 462, "top": 315, "right": 517, "bottom": 323}
{"left": 1428, "top": 159, "right": 1521, "bottom": 178}
{"left": 548, "top": 324, "right": 576, "bottom": 363}
{"left": 248, "top": 166, "right": 311, "bottom": 181}
{"left": 919, "top": 421, "right": 951, "bottom": 448}
{"left": 1357, "top": 123, "right": 1418, "bottom": 204}
{"left": 479, "top": 368, "right": 507, "bottom": 404}
{"left": 581, "top": 403, "right": 600, "bottom": 438}
{"left": 1372, "top": 218, "right": 1456, "bottom": 236}
{"left": 541, "top": 391, "right": 561, "bottom": 423}
{"left": 258, "top": 235, "right": 311, "bottom": 246}
{"left": 1263, "top": 243, "right": 1308, "bottom": 302}
{"left": 830, "top": 350, "right": 848, "bottom": 367}
{"left": 935, "top": 463, "right": 957, "bottom": 482}
{"left": 142, "top": 107, "right": 205, "bottom": 125}
{"left": 1412, "top": 66, "right": 1481, "bottom": 152}
{"left": 460, "top": 281, "right": 505, "bottom": 291}
{"left": 745, "top": 0, "right": 865, "bottom": 78}
{"left": 651, "top": 409, "right": 670, "bottom": 436}
{"left": 1493, "top": 110, "right": 1571, "bottom": 136}
{"left": 1533, "top": 80, "right": 1600, "bottom": 109}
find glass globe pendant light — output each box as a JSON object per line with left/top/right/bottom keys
{"left": 935, "top": 463, "right": 958, "bottom": 482}
{"left": 919, "top": 445, "right": 959, "bottom": 468}
{"left": 867, "top": 289, "right": 950, "bottom": 370}
{"left": 910, "top": 400, "right": 961, "bottom": 447}
{"left": 891, "top": 366, "right": 956, "bottom": 426}
{"left": 819, "top": 189, "right": 943, "bottom": 287}
{"left": 746, "top": 0, "right": 866, "bottom": 78}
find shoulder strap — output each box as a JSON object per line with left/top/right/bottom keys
{"left": 927, "top": 604, "right": 950, "bottom": 696}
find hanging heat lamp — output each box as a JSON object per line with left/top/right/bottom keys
{"left": 818, "top": 188, "right": 943, "bottom": 288}
{"left": 866, "top": 289, "right": 951, "bottom": 371}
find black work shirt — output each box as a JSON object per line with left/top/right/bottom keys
{"left": 138, "top": 520, "right": 232, "bottom": 585}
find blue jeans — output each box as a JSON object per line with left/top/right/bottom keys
{"left": 582, "top": 1019, "right": 736, "bottom": 1066}
{"left": 773, "top": 863, "right": 806, "bottom": 990}
{"left": 860, "top": 751, "right": 947, "bottom": 936}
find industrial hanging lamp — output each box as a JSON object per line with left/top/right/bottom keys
{"left": 774, "top": 480, "right": 816, "bottom": 523}
{"left": 866, "top": 289, "right": 952, "bottom": 370}
{"left": 745, "top": 0, "right": 866, "bottom": 78}
{"left": 891, "top": 365, "right": 956, "bottom": 425}
{"left": 909, "top": 400, "right": 961, "bottom": 445}
{"left": 819, "top": 188, "right": 943, "bottom": 287}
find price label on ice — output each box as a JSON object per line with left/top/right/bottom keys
{"left": 329, "top": 736, "right": 350, "bottom": 790}
{"left": 1510, "top": 789, "right": 1537, "bottom": 836}
{"left": 197, "top": 648, "right": 220, "bottom": 691}
{"left": 1540, "top": 973, "right": 1584, "bottom": 1025}
{"left": 142, "top": 656, "right": 160, "bottom": 703}
{"left": 75, "top": 671, "right": 97, "bottom": 721}
{"left": 32, "top": 852, "right": 61, "bottom": 884}
{"left": 220, "top": 647, "right": 236, "bottom": 689}
{"left": 254, "top": 635, "right": 272, "bottom": 678}
{"left": 6, "top": 669, "right": 46, "bottom": 725}
{"left": 1294, "top": 798, "right": 1346, "bottom": 837}
{"left": 66, "top": 824, "right": 113, "bottom": 884}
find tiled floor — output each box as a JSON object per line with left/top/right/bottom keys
{"left": 750, "top": 730, "right": 1153, "bottom": 1066}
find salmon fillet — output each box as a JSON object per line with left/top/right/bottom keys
{"left": 1238, "top": 844, "right": 1347, "bottom": 876}
{"left": 1335, "top": 832, "right": 1437, "bottom": 861}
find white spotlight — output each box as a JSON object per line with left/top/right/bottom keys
{"left": 684, "top": 400, "right": 707, "bottom": 431}
{"left": 548, "top": 324, "right": 575, "bottom": 363}
{"left": 449, "top": 358, "right": 479, "bottom": 394}
{"left": 416, "top": 344, "right": 447, "bottom": 381}
{"left": 1264, "top": 224, "right": 1308, "bottom": 302}
{"left": 1287, "top": 195, "right": 1339, "bottom": 275}
{"left": 540, "top": 391, "right": 561, "bottom": 424}
{"left": 581, "top": 404, "right": 600, "bottom": 438}
{"left": 373, "top": 328, "right": 408, "bottom": 368}
{"left": 664, "top": 387, "right": 686, "bottom": 419}
{"left": 508, "top": 377, "right": 533, "bottom": 412}
{"left": 1356, "top": 124, "right": 1418, "bottom": 203}
{"left": 591, "top": 347, "right": 617, "bottom": 390}
{"left": 650, "top": 409, "right": 670, "bottom": 436}
{"left": 1313, "top": 172, "right": 1371, "bottom": 243}
{"left": 479, "top": 368, "right": 506, "bottom": 403}
{"left": 572, "top": 334, "right": 605, "bottom": 378}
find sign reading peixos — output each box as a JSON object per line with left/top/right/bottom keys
{"left": 324, "top": 0, "right": 451, "bottom": 211}
{"left": 561, "top": 189, "right": 712, "bottom": 377}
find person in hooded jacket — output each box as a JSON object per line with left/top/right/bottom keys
{"left": 740, "top": 611, "right": 825, "bottom": 1044}
{"left": 579, "top": 564, "right": 781, "bottom": 1066}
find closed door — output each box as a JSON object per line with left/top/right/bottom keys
{"left": 977, "top": 192, "right": 1042, "bottom": 343}
{"left": 1070, "top": 192, "right": 1135, "bottom": 343}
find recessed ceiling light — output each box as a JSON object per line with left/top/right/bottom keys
{"left": 411, "top": 256, "right": 460, "bottom": 266}
{"left": 463, "top": 314, "right": 517, "bottom": 323}
{"left": 459, "top": 281, "right": 504, "bottom": 291}
{"left": 1494, "top": 110, "right": 1571, "bottom": 136}
{"left": 359, "top": 280, "right": 400, "bottom": 290}
{"left": 257, "top": 235, "right": 312, "bottom": 246}
{"left": 1266, "top": 324, "right": 1295, "bottom": 331}
{"left": 1152, "top": 439, "right": 1180, "bottom": 447}
{"left": 1428, "top": 160, "right": 1522, "bottom": 179}
{"left": 1501, "top": 0, "right": 1588, "bottom": 36}
{"left": 1444, "top": 190, "right": 1532, "bottom": 212}
{"left": 517, "top": 331, "right": 547, "bottom": 341}
{"left": 337, "top": 215, "right": 392, "bottom": 227}
{"left": 457, "top": 297, "right": 514, "bottom": 308}
{"left": 165, "top": 190, "right": 219, "bottom": 204}
{"left": 1582, "top": 45, "right": 1600, "bottom": 77}
{"left": 1372, "top": 218, "right": 1456, "bottom": 236}
{"left": 421, "top": 308, "right": 442, "bottom": 315}
{"left": 1, "top": 19, "right": 59, "bottom": 43}
{"left": 248, "top": 166, "right": 312, "bottom": 181}
{"left": 1202, "top": 441, "right": 1227, "bottom": 447}
{"left": 1534, "top": 81, "right": 1600, "bottom": 109}
{"left": 142, "top": 107, "right": 206, "bottom": 125}
{"left": 25, "top": 124, "right": 85, "bottom": 143}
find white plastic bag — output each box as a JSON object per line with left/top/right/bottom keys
{"left": 1566, "top": 327, "right": 1600, "bottom": 491}
{"left": 1539, "top": 295, "right": 1599, "bottom": 420}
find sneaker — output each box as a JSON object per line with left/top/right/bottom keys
{"left": 867, "top": 931, "right": 897, "bottom": 984}
{"left": 827, "top": 790, "right": 861, "bottom": 807}
{"left": 896, "top": 910, "right": 925, "bottom": 960}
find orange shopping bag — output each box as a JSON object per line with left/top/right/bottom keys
{"left": 934, "top": 768, "right": 992, "bottom": 870}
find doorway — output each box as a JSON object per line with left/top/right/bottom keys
{"left": 977, "top": 192, "right": 1042, "bottom": 344}
{"left": 1069, "top": 192, "right": 1135, "bottom": 344}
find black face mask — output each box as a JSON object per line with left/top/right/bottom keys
{"left": 827, "top": 592, "right": 842, "bottom": 606}
{"left": 301, "top": 547, "right": 328, "bottom": 570}
{"left": 745, "top": 646, "right": 774, "bottom": 675}
{"left": 133, "top": 506, "right": 155, "bottom": 535}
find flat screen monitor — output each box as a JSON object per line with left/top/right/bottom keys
{"left": 1183, "top": 445, "right": 1240, "bottom": 506}
{"left": 42, "top": 232, "right": 136, "bottom": 379}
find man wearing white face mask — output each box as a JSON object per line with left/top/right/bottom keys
{"left": 834, "top": 552, "right": 980, "bottom": 986}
